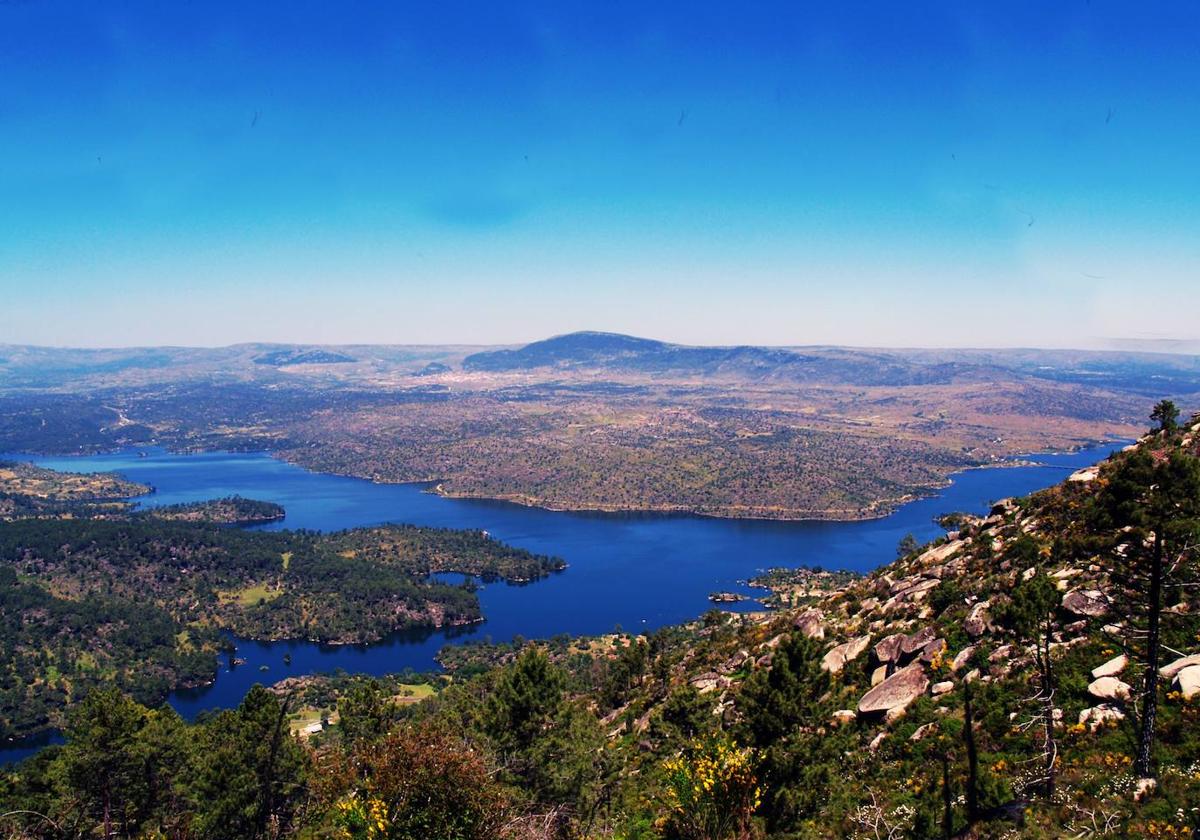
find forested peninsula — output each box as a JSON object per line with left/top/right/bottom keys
{"left": 0, "top": 463, "right": 562, "bottom": 740}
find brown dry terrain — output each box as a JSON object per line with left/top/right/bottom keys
{"left": 279, "top": 382, "right": 1138, "bottom": 519}
{"left": 2, "top": 332, "right": 1196, "bottom": 520}
{"left": 0, "top": 460, "right": 148, "bottom": 502}
{"left": 0, "top": 460, "right": 149, "bottom": 520}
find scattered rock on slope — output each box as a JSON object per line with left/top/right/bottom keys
{"left": 964, "top": 601, "right": 991, "bottom": 638}
{"left": 1087, "top": 676, "right": 1132, "bottom": 702}
{"left": 857, "top": 664, "right": 928, "bottom": 718}
{"left": 1079, "top": 704, "right": 1124, "bottom": 732}
{"left": 1068, "top": 466, "right": 1100, "bottom": 483}
{"left": 901, "top": 626, "right": 938, "bottom": 656}
{"left": 916, "top": 539, "right": 965, "bottom": 567}
{"left": 793, "top": 608, "right": 824, "bottom": 639}
{"left": 1177, "top": 666, "right": 1200, "bottom": 701}
{"left": 874, "top": 633, "right": 905, "bottom": 665}
{"left": 1062, "top": 589, "right": 1108, "bottom": 618}
{"left": 830, "top": 710, "right": 856, "bottom": 727}
{"left": 1160, "top": 653, "right": 1200, "bottom": 680}
{"left": 1091, "top": 654, "right": 1127, "bottom": 679}
{"left": 822, "top": 635, "right": 871, "bottom": 673}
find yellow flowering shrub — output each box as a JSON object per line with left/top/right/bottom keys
{"left": 1141, "top": 819, "right": 1193, "bottom": 838}
{"left": 317, "top": 722, "right": 508, "bottom": 840}
{"left": 662, "top": 734, "right": 761, "bottom": 840}
{"left": 334, "top": 792, "right": 390, "bottom": 840}
{"left": 927, "top": 649, "right": 949, "bottom": 678}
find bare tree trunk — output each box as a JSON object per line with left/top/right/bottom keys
{"left": 941, "top": 751, "right": 953, "bottom": 840}
{"left": 963, "top": 680, "right": 979, "bottom": 823}
{"left": 1041, "top": 634, "right": 1057, "bottom": 798}
{"left": 1135, "top": 530, "right": 1165, "bottom": 778}
{"left": 258, "top": 693, "right": 293, "bottom": 839}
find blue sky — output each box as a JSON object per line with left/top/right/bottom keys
{"left": 1, "top": 1, "right": 1198, "bottom": 349}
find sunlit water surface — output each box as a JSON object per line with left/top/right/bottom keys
{"left": 1, "top": 442, "right": 1124, "bottom": 762}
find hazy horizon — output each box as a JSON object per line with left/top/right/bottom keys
{"left": 4, "top": 330, "right": 1200, "bottom": 357}
{"left": 3, "top": 2, "right": 1198, "bottom": 349}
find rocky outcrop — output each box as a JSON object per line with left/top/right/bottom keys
{"left": 883, "top": 577, "right": 939, "bottom": 611}
{"left": 1087, "top": 676, "right": 1131, "bottom": 702}
{"left": 857, "top": 664, "right": 928, "bottom": 718}
{"left": 964, "top": 601, "right": 991, "bottom": 638}
{"left": 1051, "top": 567, "right": 1082, "bottom": 588}
{"left": 1160, "top": 653, "right": 1200, "bottom": 680}
{"left": 689, "top": 673, "right": 725, "bottom": 694}
{"left": 1068, "top": 466, "right": 1100, "bottom": 483}
{"left": 910, "top": 722, "right": 939, "bottom": 741}
{"left": 873, "top": 634, "right": 905, "bottom": 665}
{"left": 873, "top": 627, "right": 943, "bottom": 672}
{"left": 988, "top": 644, "right": 1013, "bottom": 663}
{"left": 822, "top": 635, "right": 871, "bottom": 673}
{"left": 986, "top": 644, "right": 1015, "bottom": 679}
{"left": 793, "top": 608, "right": 825, "bottom": 640}
{"left": 1176, "top": 665, "right": 1200, "bottom": 701}
{"left": 1062, "top": 589, "right": 1108, "bottom": 618}
{"left": 951, "top": 646, "right": 976, "bottom": 672}
{"left": 1079, "top": 704, "right": 1124, "bottom": 732}
{"left": 717, "top": 650, "right": 750, "bottom": 675}
{"left": 917, "top": 638, "right": 946, "bottom": 665}
{"left": 901, "top": 626, "right": 937, "bottom": 656}
{"left": 1091, "top": 654, "right": 1127, "bottom": 679}
{"left": 916, "top": 539, "right": 965, "bottom": 567}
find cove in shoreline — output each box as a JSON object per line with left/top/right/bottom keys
{"left": 0, "top": 440, "right": 1127, "bottom": 764}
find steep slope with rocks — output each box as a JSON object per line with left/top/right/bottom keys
{"left": 5, "top": 413, "right": 1198, "bottom": 839}
{"left": 724, "top": 413, "right": 1198, "bottom": 834}
{"left": 438, "top": 410, "right": 1200, "bottom": 837}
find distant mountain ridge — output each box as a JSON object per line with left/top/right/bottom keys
{"left": 462, "top": 331, "right": 1014, "bottom": 386}
{"left": 2, "top": 334, "right": 1199, "bottom": 396}
{"left": 462, "top": 331, "right": 668, "bottom": 370}
{"left": 252, "top": 348, "right": 357, "bottom": 367}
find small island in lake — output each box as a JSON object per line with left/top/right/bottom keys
{"left": 707, "top": 591, "right": 746, "bottom": 603}
{"left": 749, "top": 565, "right": 863, "bottom": 610}
{"left": 142, "top": 495, "right": 286, "bottom": 525}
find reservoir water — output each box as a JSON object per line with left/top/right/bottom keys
{"left": 1, "top": 442, "right": 1125, "bottom": 763}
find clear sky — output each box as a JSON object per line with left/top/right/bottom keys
{"left": 1, "top": 1, "right": 1198, "bottom": 349}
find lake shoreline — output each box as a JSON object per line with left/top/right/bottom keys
{"left": 420, "top": 442, "right": 1118, "bottom": 523}
{"left": 1, "top": 439, "right": 1129, "bottom": 766}
{"left": 7, "top": 436, "right": 1123, "bottom": 524}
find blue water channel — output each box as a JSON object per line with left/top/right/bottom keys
{"left": 1, "top": 441, "right": 1125, "bottom": 762}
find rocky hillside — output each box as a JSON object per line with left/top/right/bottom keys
{"left": 585, "top": 409, "right": 1200, "bottom": 837}
{"left": 419, "top": 408, "right": 1200, "bottom": 837}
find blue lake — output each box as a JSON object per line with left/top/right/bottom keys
{"left": 1, "top": 441, "right": 1125, "bottom": 763}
